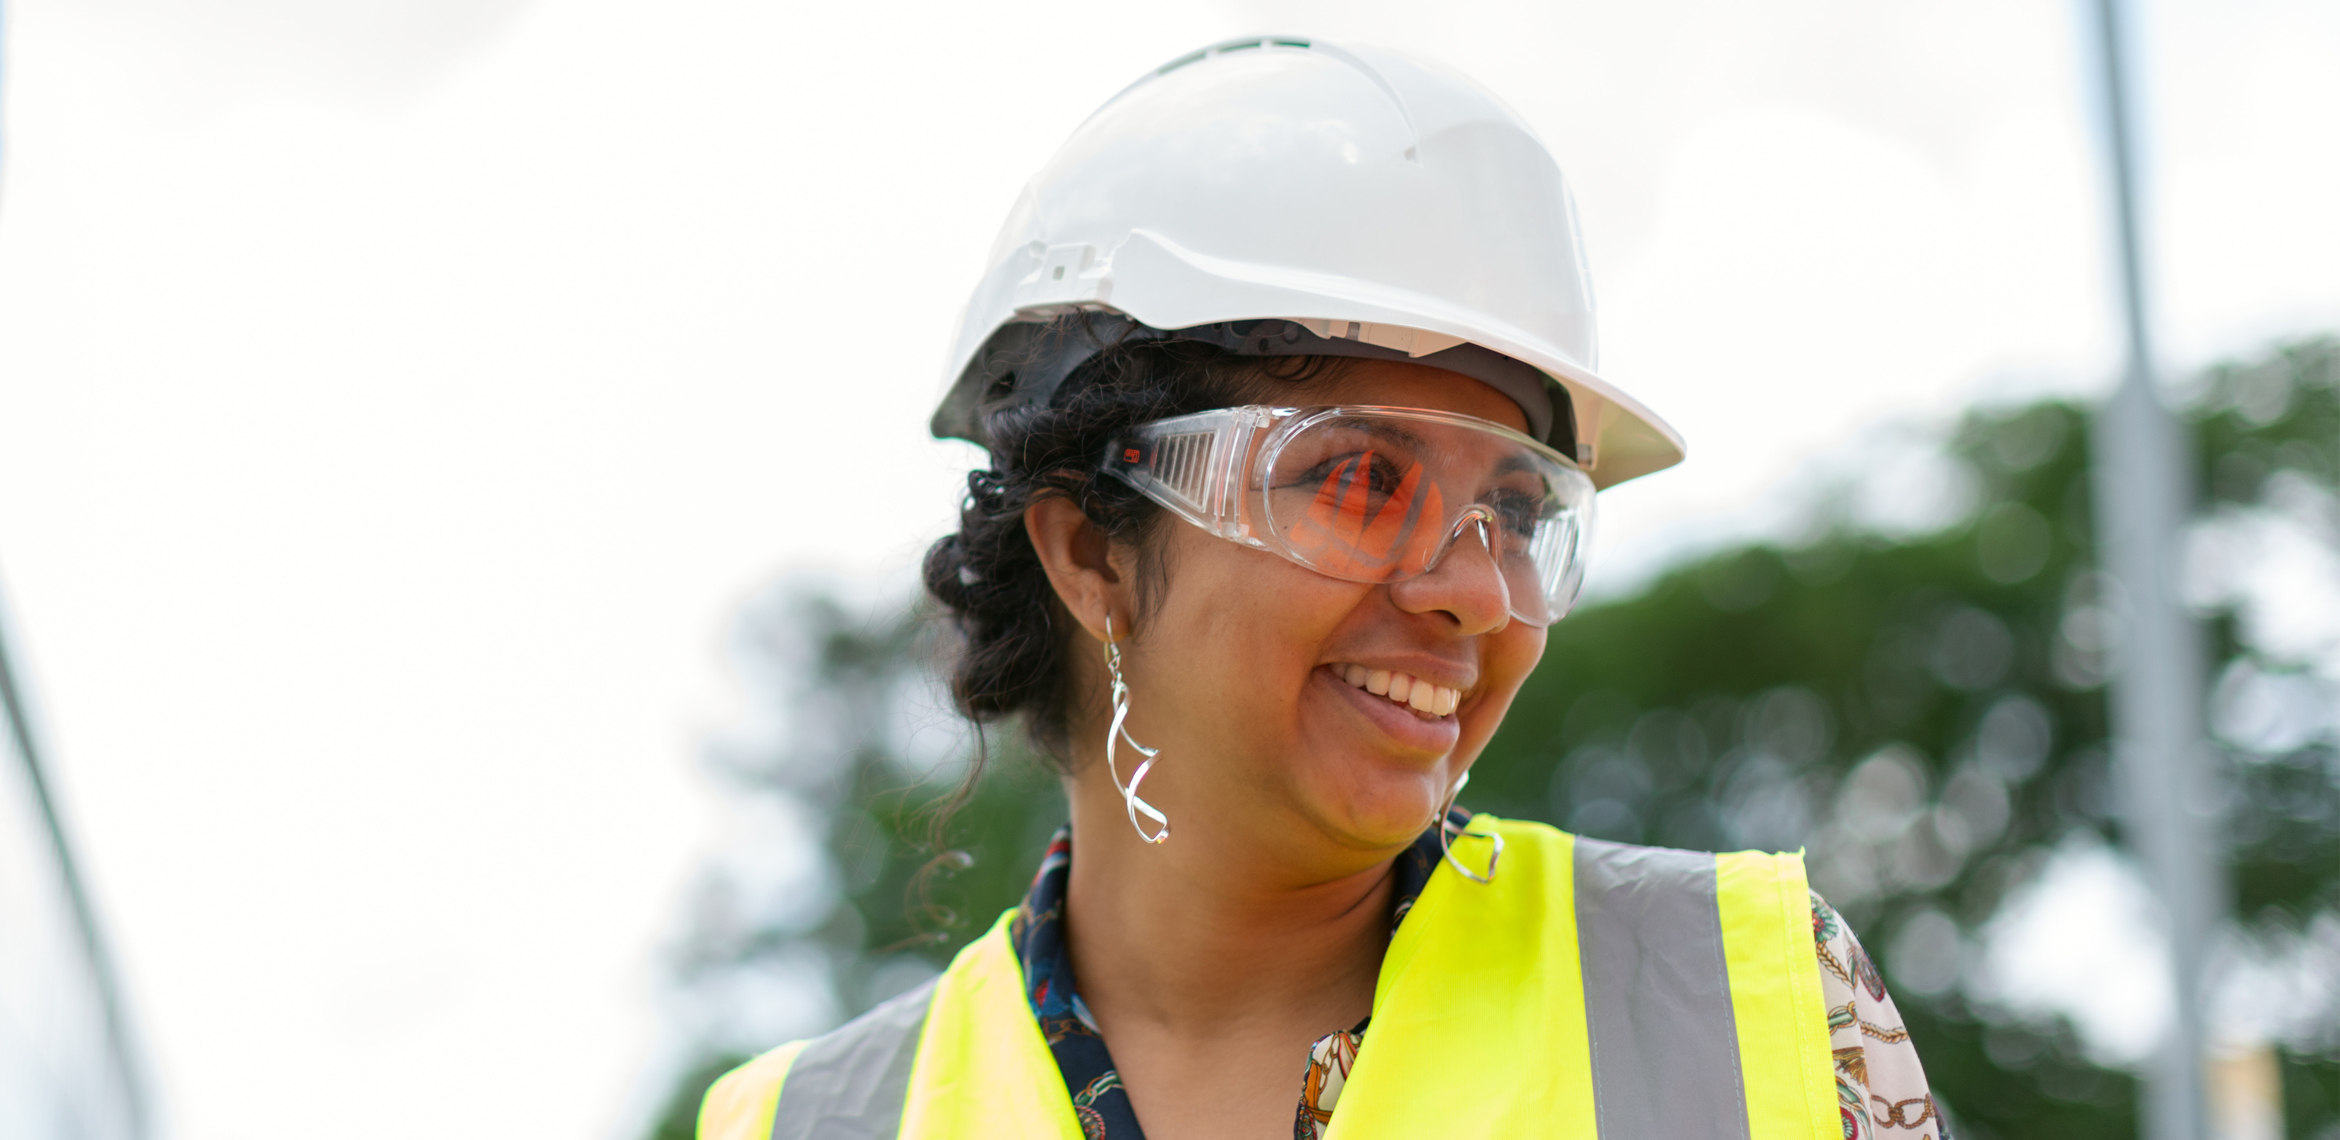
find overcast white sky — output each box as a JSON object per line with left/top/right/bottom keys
{"left": 0, "top": 0, "right": 2334, "bottom": 1137}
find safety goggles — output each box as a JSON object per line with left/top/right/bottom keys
{"left": 1103, "top": 405, "right": 1596, "bottom": 626}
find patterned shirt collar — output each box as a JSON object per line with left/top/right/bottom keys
{"left": 1005, "top": 814, "right": 1459, "bottom": 1140}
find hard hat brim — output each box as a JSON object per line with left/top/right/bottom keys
{"left": 935, "top": 229, "right": 1685, "bottom": 491}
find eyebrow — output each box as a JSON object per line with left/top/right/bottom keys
{"left": 1338, "top": 419, "right": 1430, "bottom": 451}
{"left": 1323, "top": 418, "right": 1555, "bottom": 486}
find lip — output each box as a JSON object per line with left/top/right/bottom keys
{"left": 1316, "top": 664, "right": 1462, "bottom": 754}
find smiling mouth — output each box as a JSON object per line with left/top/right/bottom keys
{"left": 1333, "top": 664, "right": 1461, "bottom": 718}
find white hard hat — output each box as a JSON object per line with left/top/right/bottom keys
{"left": 932, "top": 35, "right": 1684, "bottom": 490}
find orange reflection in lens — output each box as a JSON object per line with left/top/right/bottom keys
{"left": 1288, "top": 451, "right": 1444, "bottom": 578}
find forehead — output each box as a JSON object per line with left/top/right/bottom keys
{"left": 1286, "top": 358, "right": 1532, "bottom": 435}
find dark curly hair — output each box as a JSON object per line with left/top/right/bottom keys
{"left": 921, "top": 316, "right": 1342, "bottom": 763}
{"left": 902, "top": 318, "right": 1347, "bottom": 935}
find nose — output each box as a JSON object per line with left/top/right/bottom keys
{"left": 1388, "top": 511, "right": 1511, "bottom": 634}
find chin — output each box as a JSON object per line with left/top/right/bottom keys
{"left": 1296, "top": 761, "right": 1447, "bottom": 851}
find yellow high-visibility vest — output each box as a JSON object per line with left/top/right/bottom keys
{"left": 700, "top": 816, "right": 1839, "bottom": 1140}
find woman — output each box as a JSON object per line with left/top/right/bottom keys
{"left": 704, "top": 36, "right": 1942, "bottom": 1140}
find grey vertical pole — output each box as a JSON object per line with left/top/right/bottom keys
{"left": 0, "top": 577, "right": 153, "bottom": 1138}
{"left": 2082, "top": 2, "right": 2220, "bottom": 1139}
{"left": 3, "top": 12, "right": 150, "bottom": 1134}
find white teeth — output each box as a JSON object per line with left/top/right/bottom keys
{"left": 1335, "top": 664, "right": 1461, "bottom": 718}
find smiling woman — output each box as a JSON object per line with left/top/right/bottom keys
{"left": 700, "top": 35, "right": 1939, "bottom": 1140}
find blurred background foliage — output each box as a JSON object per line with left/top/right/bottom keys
{"left": 651, "top": 338, "right": 2340, "bottom": 1140}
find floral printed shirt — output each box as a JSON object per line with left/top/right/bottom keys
{"left": 1007, "top": 822, "right": 1943, "bottom": 1140}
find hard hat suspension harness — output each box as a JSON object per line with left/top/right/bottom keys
{"left": 932, "top": 315, "right": 1581, "bottom": 464}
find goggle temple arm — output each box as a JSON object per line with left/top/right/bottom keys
{"left": 1101, "top": 407, "right": 1279, "bottom": 542}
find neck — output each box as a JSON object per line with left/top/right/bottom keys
{"left": 1058, "top": 777, "right": 1397, "bottom": 1041}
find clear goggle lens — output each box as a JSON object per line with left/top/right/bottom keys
{"left": 1105, "top": 406, "right": 1595, "bottom": 626}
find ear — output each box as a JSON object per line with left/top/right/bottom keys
{"left": 1024, "top": 494, "right": 1133, "bottom": 645}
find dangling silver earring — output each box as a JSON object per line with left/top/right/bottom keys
{"left": 1436, "top": 770, "right": 1502, "bottom": 884}
{"left": 1102, "top": 615, "right": 1170, "bottom": 844}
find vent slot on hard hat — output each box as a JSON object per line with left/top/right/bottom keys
{"left": 1158, "top": 37, "right": 1315, "bottom": 77}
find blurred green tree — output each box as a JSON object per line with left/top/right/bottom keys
{"left": 650, "top": 339, "right": 2339, "bottom": 1140}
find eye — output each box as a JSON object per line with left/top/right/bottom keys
{"left": 1291, "top": 450, "right": 1410, "bottom": 500}
{"left": 1484, "top": 487, "right": 1556, "bottom": 539}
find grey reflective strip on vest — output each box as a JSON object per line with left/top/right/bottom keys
{"left": 1572, "top": 838, "right": 1751, "bottom": 1140}
{"left": 769, "top": 978, "right": 939, "bottom": 1140}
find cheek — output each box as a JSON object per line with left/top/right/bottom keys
{"left": 1490, "top": 623, "right": 1548, "bottom": 690}
{"left": 1459, "top": 624, "right": 1547, "bottom": 749}
{"left": 1141, "top": 542, "right": 1363, "bottom": 733}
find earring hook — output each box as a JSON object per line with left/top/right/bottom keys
{"left": 1436, "top": 770, "right": 1501, "bottom": 884}
{"left": 1103, "top": 615, "right": 1170, "bottom": 844}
